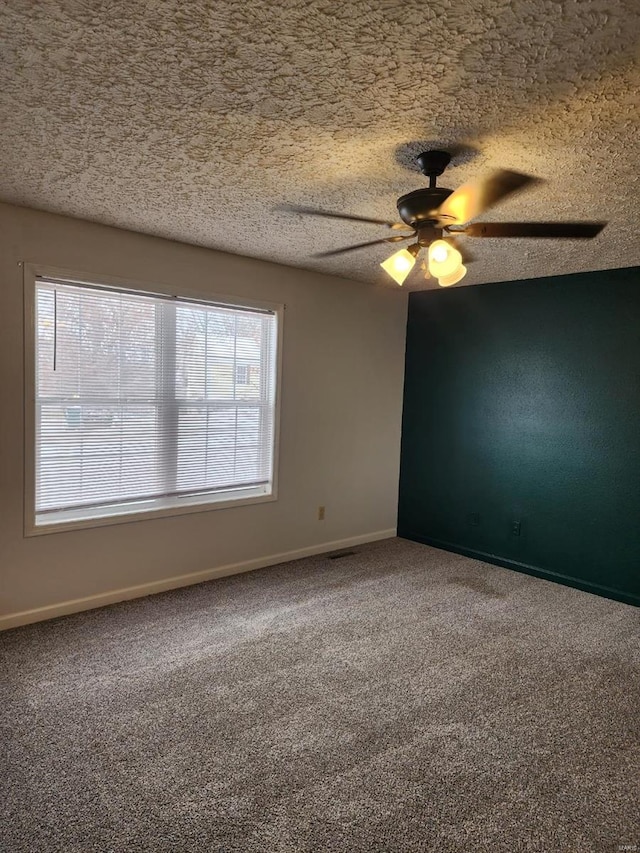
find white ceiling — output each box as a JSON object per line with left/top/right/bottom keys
{"left": 1, "top": 0, "right": 639, "bottom": 289}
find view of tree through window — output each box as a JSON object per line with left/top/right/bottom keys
{"left": 34, "top": 279, "right": 277, "bottom": 525}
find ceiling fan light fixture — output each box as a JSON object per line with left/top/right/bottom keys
{"left": 428, "top": 240, "right": 462, "bottom": 278}
{"left": 380, "top": 245, "right": 419, "bottom": 285}
{"left": 438, "top": 264, "right": 467, "bottom": 287}
{"left": 283, "top": 149, "right": 606, "bottom": 289}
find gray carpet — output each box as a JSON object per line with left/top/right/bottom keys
{"left": 1, "top": 538, "right": 639, "bottom": 853}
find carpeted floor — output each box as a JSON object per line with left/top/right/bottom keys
{"left": 1, "top": 538, "right": 639, "bottom": 853}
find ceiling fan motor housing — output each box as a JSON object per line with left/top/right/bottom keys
{"left": 397, "top": 187, "right": 454, "bottom": 228}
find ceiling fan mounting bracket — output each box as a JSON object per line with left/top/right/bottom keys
{"left": 416, "top": 150, "right": 452, "bottom": 181}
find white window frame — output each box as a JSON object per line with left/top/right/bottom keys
{"left": 23, "top": 263, "right": 284, "bottom": 536}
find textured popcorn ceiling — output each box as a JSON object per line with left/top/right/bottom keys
{"left": 1, "top": 0, "right": 639, "bottom": 288}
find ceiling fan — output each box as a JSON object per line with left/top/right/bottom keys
{"left": 281, "top": 150, "right": 606, "bottom": 287}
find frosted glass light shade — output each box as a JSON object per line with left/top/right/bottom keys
{"left": 428, "top": 240, "right": 462, "bottom": 278}
{"left": 438, "top": 264, "right": 467, "bottom": 287}
{"left": 380, "top": 248, "right": 417, "bottom": 285}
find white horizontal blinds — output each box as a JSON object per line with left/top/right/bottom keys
{"left": 35, "top": 282, "right": 160, "bottom": 514}
{"left": 174, "top": 302, "right": 276, "bottom": 494}
{"left": 35, "top": 279, "right": 276, "bottom": 520}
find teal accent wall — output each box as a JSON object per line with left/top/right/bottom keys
{"left": 398, "top": 266, "right": 640, "bottom": 606}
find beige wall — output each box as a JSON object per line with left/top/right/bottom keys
{"left": 0, "top": 203, "right": 408, "bottom": 627}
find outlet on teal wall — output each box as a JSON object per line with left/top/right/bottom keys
{"left": 398, "top": 266, "right": 640, "bottom": 606}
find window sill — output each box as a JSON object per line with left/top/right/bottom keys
{"left": 26, "top": 486, "right": 276, "bottom": 536}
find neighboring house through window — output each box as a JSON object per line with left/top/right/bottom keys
{"left": 25, "top": 268, "right": 281, "bottom": 532}
{"left": 234, "top": 363, "right": 251, "bottom": 385}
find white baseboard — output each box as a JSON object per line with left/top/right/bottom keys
{"left": 0, "top": 529, "right": 396, "bottom": 631}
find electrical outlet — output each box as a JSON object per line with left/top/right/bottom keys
{"left": 318, "top": 505, "right": 325, "bottom": 521}
{"left": 511, "top": 520, "right": 521, "bottom": 537}
{"left": 469, "top": 512, "right": 480, "bottom": 527}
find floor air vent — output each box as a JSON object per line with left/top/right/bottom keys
{"left": 327, "top": 550, "right": 357, "bottom": 560}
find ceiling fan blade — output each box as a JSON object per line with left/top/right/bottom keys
{"left": 438, "top": 170, "right": 540, "bottom": 225}
{"left": 313, "top": 234, "right": 415, "bottom": 258}
{"left": 462, "top": 222, "right": 607, "bottom": 239}
{"left": 277, "top": 204, "right": 406, "bottom": 229}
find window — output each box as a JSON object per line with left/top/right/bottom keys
{"left": 235, "top": 364, "right": 251, "bottom": 385}
{"left": 27, "top": 270, "right": 280, "bottom": 532}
